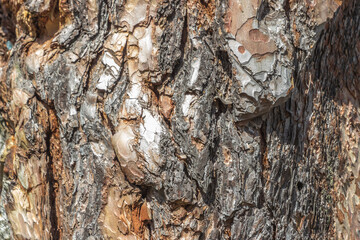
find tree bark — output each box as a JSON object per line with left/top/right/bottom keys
{"left": 0, "top": 0, "right": 358, "bottom": 239}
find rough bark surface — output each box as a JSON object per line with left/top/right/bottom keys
{"left": 0, "top": 0, "right": 358, "bottom": 239}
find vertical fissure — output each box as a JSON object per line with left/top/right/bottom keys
{"left": 44, "top": 106, "right": 60, "bottom": 240}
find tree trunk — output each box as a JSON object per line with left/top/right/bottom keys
{"left": 0, "top": 0, "right": 358, "bottom": 239}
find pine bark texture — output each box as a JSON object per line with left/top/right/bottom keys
{"left": 0, "top": 0, "right": 359, "bottom": 239}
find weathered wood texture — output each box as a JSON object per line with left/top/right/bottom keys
{"left": 0, "top": 0, "right": 359, "bottom": 239}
